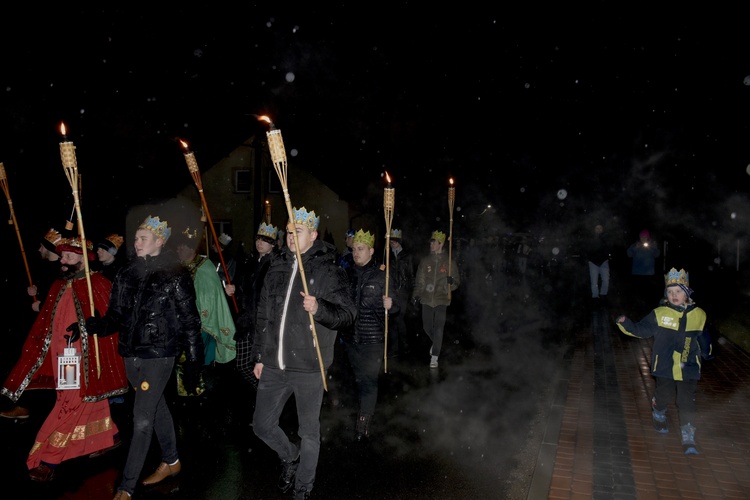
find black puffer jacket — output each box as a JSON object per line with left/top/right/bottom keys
{"left": 107, "top": 249, "right": 203, "bottom": 363}
{"left": 252, "top": 240, "right": 356, "bottom": 372}
{"left": 342, "top": 258, "right": 400, "bottom": 345}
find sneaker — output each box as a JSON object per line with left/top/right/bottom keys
{"left": 429, "top": 356, "right": 438, "bottom": 368}
{"left": 141, "top": 459, "right": 181, "bottom": 486}
{"left": 277, "top": 452, "right": 300, "bottom": 492}
{"left": 0, "top": 406, "right": 30, "bottom": 419}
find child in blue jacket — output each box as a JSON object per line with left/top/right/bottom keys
{"left": 616, "top": 267, "right": 713, "bottom": 455}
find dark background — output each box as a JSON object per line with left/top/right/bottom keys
{"left": 1, "top": 5, "right": 749, "bottom": 265}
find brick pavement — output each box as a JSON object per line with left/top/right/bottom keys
{"left": 531, "top": 306, "right": 750, "bottom": 499}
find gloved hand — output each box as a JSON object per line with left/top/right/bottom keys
{"left": 182, "top": 362, "right": 203, "bottom": 396}
{"left": 446, "top": 276, "right": 455, "bottom": 285}
{"left": 85, "top": 310, "right": 110, "bottom": 337}
{"left": 65, "top": 322, "right": 81, "bottom": 343}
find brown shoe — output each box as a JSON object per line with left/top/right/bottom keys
{"left": 29, "top": 463, "right": 55, "bottom": 482}
{"left": 141, "top": 460, "right": 181, "bottom": 486}
{"left": 0, "top": 406, "right": 30, "bottom": 419}
{"left": 112, "top": 490, "right": 131, "bottom": 500}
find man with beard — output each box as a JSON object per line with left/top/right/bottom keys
{"left": 0, "top": 236, "right": 128, "bottom": 482}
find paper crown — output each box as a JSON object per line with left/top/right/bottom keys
{"left": 257, "top": 222, "right": 279, "bottom": 241}
{"left": 139, "top": 215, "right": 171, "bottom": 242}
{"left": 218, "top": 233, "right": 232, "bottom": 247}
{"left": 291, "top": 206, "right": 320, "bottom": 231}
{"left": 42, "top": 228, "right": 63, "bottom": 251}
{"left": 431, "top": 230, "right": 446, "bottom": 244}
{"left": 389, "top": 228, "right": 402, "bottom": 240}
{"left": 57, "top": 236, "right": 96, "bottom": 260}
{"left": 665, "top": 267, "right": 689, "bottom": 287}
{"left": 97, "top": 233, "right": 124, "bottom": 255}
{"left": 353, "top": 229, "right": 375, "bottom": 248}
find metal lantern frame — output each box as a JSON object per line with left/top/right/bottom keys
{"left": 57, "top": 347, "right": 82, "bottom": 390}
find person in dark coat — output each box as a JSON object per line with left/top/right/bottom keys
{"left": 87, "top": 215, "right": 204, "bottom": 500}
{"left": 584, "top": 223, "right": 611, "bottom": 303}
{"left": 385, "top": 228, "right": 414, "bottom": 358}
{"left": 251, "top": 207, "right": 356, "bottom": 500}
{"left": 342, "top": 229, "right": 396, "bottom": 441}
{"left": 225, "top": 222, "right": 280, "bottom": 386}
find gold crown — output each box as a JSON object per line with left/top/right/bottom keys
{"left": 665, "top": 267, "right": 689, "bottom": 287}
{"left": 104, "top": 234, "right": 124, "bottom": 249}
{"left": 45, "top": 228, "right": 63, "bottom": 246}
{"left": 353, "top": 229, "right": 375, "bottom": 247}
{"left": 57, "top": 236, "right": 94, "bottom": 257}
{"left": 291, "top": 206, "right": 320, "bottom": 231}
{"left": 257, "top": 222, "right": 279, "bottom": 240}
{"left": 139, "top": 215, "right": 171, "bottom": 242}
{"left": 389, "top": 228, "right": 402, "bottom": 239}
{"left": 431, "top": 230, "right": 446, "bottom": 244}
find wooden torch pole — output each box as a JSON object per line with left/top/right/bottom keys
{"left": 383, "top": 172, "right": 395, "bottom": 373}
{"left": 59, "top": 124, "right": 101, "bottom": 378}
{"left": 262, "top": 117, "right": 328, "bottom": 391}
{"left": 0, "top": 163, "right": 35, "bottom": 297}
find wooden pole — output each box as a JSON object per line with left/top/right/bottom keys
{"left": 264, "top": 122, "right": 328, "bottom": 391}
{"left": 383, "top": 173, "right": 395, "bottom": 373}
{"left": 59, "top": 126, "right": 101, "bottom": 377}
{"left": 447, "top": 178, "right": 455, "bottom": 300}
{"left": 0, "top": 163, "right": 35, "bottom": 297}
{"left": 180, "top": 140, "right": 239, "bottom": 312}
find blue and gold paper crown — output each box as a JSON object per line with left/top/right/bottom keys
{"left": 257, "top": 222, "right": 279, "bottom": 240}
{"left": 139, "top": 215, "right": 172, "bottom": 242}
{"left": 390, "top": 228, "right": 402, "bottom": 240}
{"left": 665, "top": 267, "right": 689, "bottom": 287}
{"left": 353, "top": 229, "right": 375, "bottom": 247}
{"left": 431, "top": 230, "right": 446, "bottom": 244}
{"left": 291, "top": 206, "right": 320, "bottom": 231}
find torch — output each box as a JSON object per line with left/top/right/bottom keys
{"left": 265, "top": 199, "right": 272, "bottom": 224}
{"left": 180, "top": 139, "right": 238, "bottom": 312}
{"left": 447, "top": 178, "right": 455, "bottom": 300}
{"left": 0, "top": 163, "right": 35, "bottom": 299}
{"left": 59, "top": 123, "right": 101, "bottom": 377}
{"left": 259, "top": 115, "right": 328, "bottom": 391}
{"left": 383, "top": 172, "right": 395, "bottom": 373}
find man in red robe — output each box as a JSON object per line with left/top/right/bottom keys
{"left": 0, "top": 236, "right": 128, "bottom": 482}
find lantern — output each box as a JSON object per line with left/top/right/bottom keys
{"left": 57, "top": 347, "right": 81, "bottom": 390}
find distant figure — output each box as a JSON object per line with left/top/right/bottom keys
{"left": 337, "top": 228, "right": 355, "bottom": 270}
{"left": 413, "top": 230, "right": 460, "bottom": 368}
{"left": 386, "top": 228, "right": 415, "bottom": 358}
{"left": 584, "top": 224, "right": 611, "bottom": 304}
{"left": 616, "top": 267, "right": 713, "bottom": 455}
{"left": 95, "top": 233, "right": 126, "bottom": 282}
{"left": 627, "top": 229, "right": 661, "bottom": 312}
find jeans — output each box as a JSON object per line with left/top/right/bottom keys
{"left": 422, "top": 304, "right": 447, "bottom": 356}
{"left": 344, "top": 342, "right": 383, "bottom": 415}
{"left": 253, "top": 366, "right": 325, "bottom": 493}
{"left": 588, "top": 260, "right": 610, "bottom": 298}
{"left": 119, "top": 357, "right": 177, "bottom": 495}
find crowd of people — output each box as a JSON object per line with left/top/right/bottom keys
{"left": 0, "top": 205, "right": 463, "bottom": 500}
{"left": 1, "top": 204, "right": 717, "bottom": 497}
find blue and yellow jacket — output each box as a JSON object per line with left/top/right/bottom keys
{"left": 617, "top": 302, "right": 713, "bottom": 381}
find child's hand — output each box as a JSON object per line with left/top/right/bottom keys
{"left": 616, "top": 315, "right": 626, "bottom": 323}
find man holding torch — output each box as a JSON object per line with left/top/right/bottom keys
{"left": 251, "top": 206, "right": 355, "bottom": 500}
{"left": 413, "top": 230, "right": 460, "bottom": 368}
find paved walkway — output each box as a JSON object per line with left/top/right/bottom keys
{"left": 530, "top": 305, "right": 750, "bottom": 499}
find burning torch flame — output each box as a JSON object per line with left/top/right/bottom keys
{"left": 449, "top": 178, "right": 454, "bottom": 186}
{"left": 257, "top": 115, "right": 275, "bottom": 129}
{"left": 179, "top": 139, "right": 190, "bottom": 151}
{"left": 60, "top": 122, "right": 67, "bottom": 137}
{"left": 385, "top": 171, "right": 391, "bottom": 184}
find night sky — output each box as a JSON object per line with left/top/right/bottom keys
{"left": 2, "top": 5, "right": 749, "bottom": 259}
